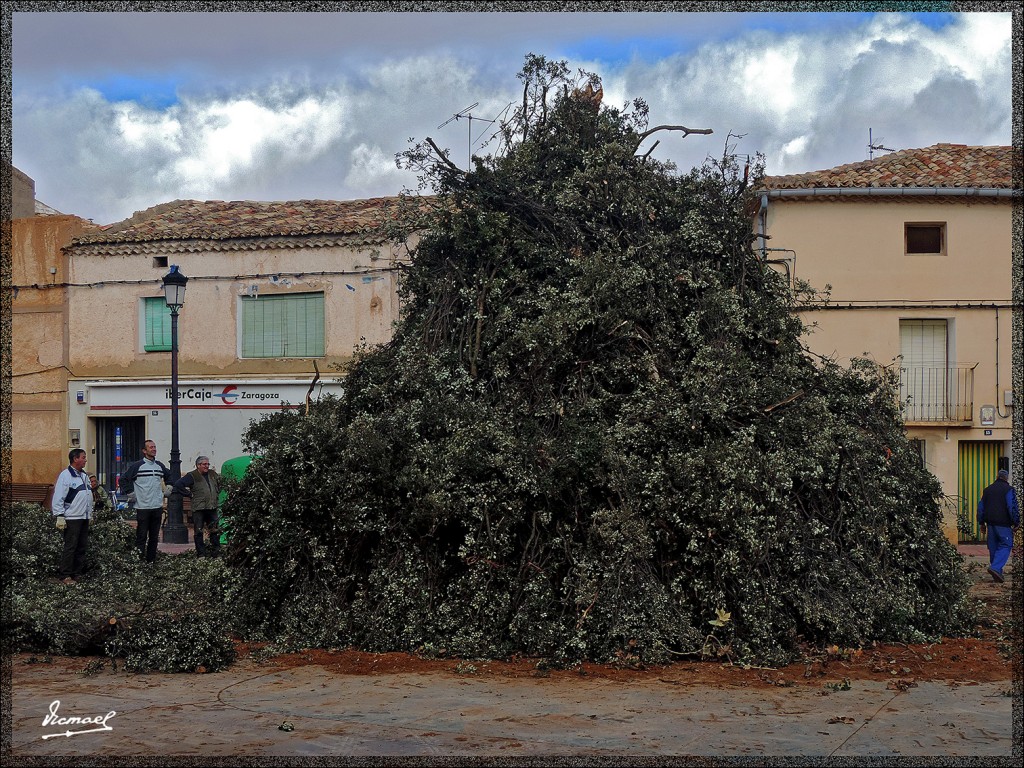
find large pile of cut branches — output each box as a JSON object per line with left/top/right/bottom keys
{"left": 224, "top": 56, "right": 972, "bottom": 666}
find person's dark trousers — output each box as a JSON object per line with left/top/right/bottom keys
{"left": 193, "top": 509, "right": 221, "bottom": 557}
{"left": 59, "top": 519, "right": 89, "bottom": 579}
{"left": 135, "top": 507, "right": 162, "bottom": 563}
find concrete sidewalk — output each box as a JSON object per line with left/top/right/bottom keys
{"left": 9, "top": 655, "right": 1015, "bottom": 759}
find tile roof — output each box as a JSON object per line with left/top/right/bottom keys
{"left": 761, "top": 144, "right": 1017, "bottom": 191}
{"left": 69, "top": 197, "right": 415, "bottom": 253}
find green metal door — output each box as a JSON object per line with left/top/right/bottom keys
{"left": 957, "top": 441, "right": 1003, "bottom": 543}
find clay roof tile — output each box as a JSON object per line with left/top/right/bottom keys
{"left": 761, "top": 144, "right": 1017, "bottom": 191}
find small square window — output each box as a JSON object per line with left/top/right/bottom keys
{"left": 905, "top": 223, "right": 945, "bottom": 255}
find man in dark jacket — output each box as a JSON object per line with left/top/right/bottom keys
{"left": 977, "top": 469, "right": 1020, "bottom": 583}
{"left": 173, "top": 455, "right": 222, "bottom": 557}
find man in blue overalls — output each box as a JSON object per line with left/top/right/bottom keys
{"left": 977, "top": 469, "right": 1020, "bottom": 583}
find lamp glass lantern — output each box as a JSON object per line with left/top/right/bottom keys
{"left": 162, "top": 265, "right": 188, "bottom": 310}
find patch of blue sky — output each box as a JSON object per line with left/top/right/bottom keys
{"left": 565, "top": 11, "right": 960, "bottom": 66}
{"left": 83, "top": 75, "right": 182, "bottom": 108}
{"left": 565, "top": 37, "right": 683, "bottom": 65}
{"left": 739, "top": 11, "right": 960, "bottom": 36}
{"left": 563, "top": 13, "right": 870, "bottom": 65}
{"left": 905, "top": 12, "right": 958, "bottom": 31}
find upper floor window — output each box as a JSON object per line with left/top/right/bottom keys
{"left": 241, "top": 292, "right": 324, "bottom": 358}
{"left": 143, "top": 296, "right": 172, "bottom": 352}
{"left": 899, "top": 318, "right": 974, "bottom": 423}
{"left": 905, "top": 223, "right": 946, "bottom": 255}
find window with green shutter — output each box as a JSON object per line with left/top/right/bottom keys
{"left": 241, "top": 293, "right": 325, "bottom": 358}
{"left": 143, "top": 297, "right": 172, "bottom": 351}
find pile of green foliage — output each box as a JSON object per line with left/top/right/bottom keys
{"left": 224, "top": 56, "right": 973, "bottom": 666}
{"left": 6, "top": 502, "right": 236, "bottom": 673}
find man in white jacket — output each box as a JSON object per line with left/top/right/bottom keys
{"left": 51, "top": 448, "right": 94, "bottom": 584}
{"left": 121, "top": 439, "right": 171, "bottom": 563}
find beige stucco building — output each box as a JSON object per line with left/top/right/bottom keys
{"left": 758, "top": 144, "right": 1018, "bottom": 542}
{"left": 59, "top": 198, "right": 411, "bottom": 490}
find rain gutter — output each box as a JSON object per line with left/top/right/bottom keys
{"left": 762, "top": 187, "right": 1016, "bottom": 199}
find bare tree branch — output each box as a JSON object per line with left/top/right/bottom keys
{"left": 304, "top": 360, "right": 320, "bottom": 416}
{"left": 764, "top": 389, "right": 805, "bottom": 413}
{"left": 640, "top": 139, "right": 661, "bottom": 161}
{"left": 636, "top": 124, "right": 714, "bottom": 145}
{"left": 522, "top": 82, "right": 529, "bottom": 141}
{"left": 426, "top": 137, "right": 463, "bottom": 172}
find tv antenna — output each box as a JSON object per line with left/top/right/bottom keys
{"left": 868, "top": 128, "right": 895, "bottom": 160}
{"left": 438, "top": 102, "right": 499, "bottom": 167}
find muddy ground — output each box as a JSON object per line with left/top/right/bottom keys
{"left": 230, "top": 558, "right": 1018, "bottom": 691}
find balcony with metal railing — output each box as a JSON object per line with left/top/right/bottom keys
{"left": 899, "top": 364, "right": 976, "bottom": 424}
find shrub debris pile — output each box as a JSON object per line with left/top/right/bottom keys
{"left": 224, "top": 56, "right": 973, "bottom": 666}
{"left": 7, "top": 502, "right": 235, "bottom": 673}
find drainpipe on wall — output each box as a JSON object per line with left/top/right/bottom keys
{"left": 759, "top": 194, "right": 769, "bottom": 260}
{"left": 995, "top": 306, "right": 1011, "bottom": 419}
{"left": 757, "top": 193, "right": 797, "bottom": 289}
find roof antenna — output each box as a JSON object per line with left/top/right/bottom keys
{"left": 868, "top": 128, "right": 895, "bottom": 160}
{"left": 438, "top": 102, "right": 499, "bottom": 168}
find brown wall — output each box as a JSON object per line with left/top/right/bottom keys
{"left": 11, "top": 215, "right": 97, "bottom": 484}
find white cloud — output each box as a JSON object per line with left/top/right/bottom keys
{"left": 741, "top": 47, "right": 800, "bottom": 116}
{"left": 781, "top": 135, "right": 809, "bottom": 158}
{"left": 345, "top": 143, "right": 406, "bottom": 193}
{"left": 608, "top": 12, "right": 1011, "bottom": 177}
{"left": 170, "top": 92, "right": 351, "bottom": 190}
{"left": 11, "top": 12, "right": 1013, "bottom": 224}
{"left": 113, "top": 103, "right": 182, "bottom": 152}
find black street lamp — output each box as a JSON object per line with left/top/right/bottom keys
{"left": 162, "top": 265, "right": 189, "bottom": 544}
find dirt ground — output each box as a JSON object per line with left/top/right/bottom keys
{"left": 236, "top": 560, "right": 1018, "bottom": 691}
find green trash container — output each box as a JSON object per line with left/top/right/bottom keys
{"left": 217, "top": 455, "right": 254, "bottom": 545}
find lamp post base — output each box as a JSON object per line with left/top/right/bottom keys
{"left": 162, "top": 523, "right": 189, "bottom": 544}
{"left": 163, "top": 493, "right": 190, "bottom": 544}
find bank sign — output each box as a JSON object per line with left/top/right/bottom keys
{"left": 83, "top": 380, "right": 344, "bottom": 410}
{"left": 164, "top": 384, "right": 292, "bottom": 406}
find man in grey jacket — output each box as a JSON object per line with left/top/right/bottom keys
{"left": 173, "top": 455, "right": 222, "bottom": 557}
{"left": 121, "top": 439, "right": 171, "bottom": 563}
{"left": 51, "top": 448, "right": 94, "bottom": 584}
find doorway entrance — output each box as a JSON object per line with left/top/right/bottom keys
{"left": 957, "top": 441, "right": 1003, "bottom": 543}
{"left": 95, "top": 416, "right": 145, "bottom": 493}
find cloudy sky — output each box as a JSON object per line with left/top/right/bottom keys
{"left": 10, "top": 7, "right": 1015, "bottom": 226}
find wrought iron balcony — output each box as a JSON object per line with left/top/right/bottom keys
{"left": 899, "top": 364, "right": 976, "bottom": 424}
